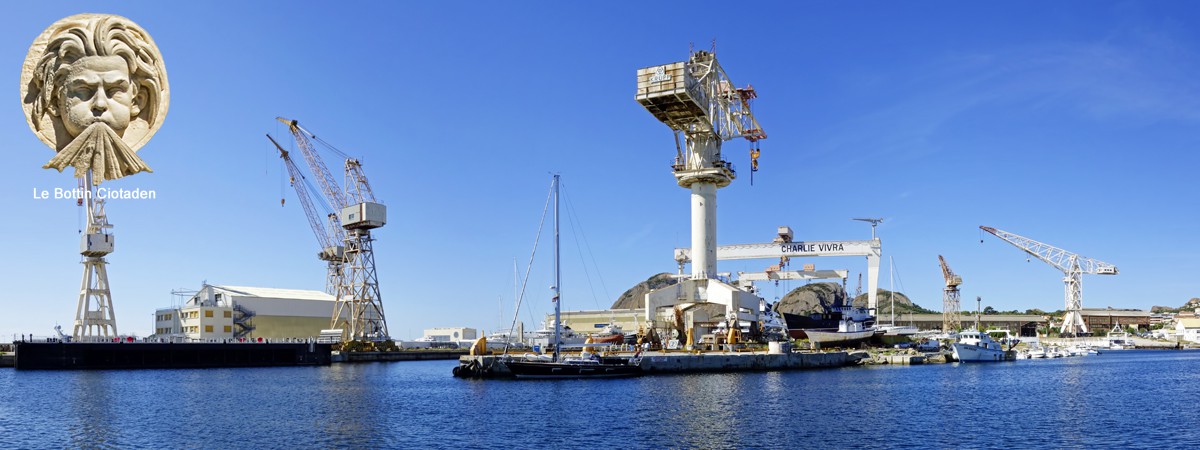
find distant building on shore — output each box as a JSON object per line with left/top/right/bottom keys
{"left": 421, "top": 327, "right": 477, "bottom": 342}
{"left": 1079, "top": 308, "right": 1152, "bottom": 331}
{"left": 1176, "top": 318, "right": 1200, "bottom": 343}
{"left": 152, "top": 285, "right": 343, "bottom": 340}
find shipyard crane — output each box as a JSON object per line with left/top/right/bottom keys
{"left": 277, "top": 117, "right": 389, "bottom": 342}
{"left": 938, "top": 255, "right": 962, "bottom": 332}
{"left": 267, "top": 135, "right": 344, "bottom": 294}
{"left": 637, "top": 49, "right": 766, "bottom": 282}
{"left": 980, "top": 226, "right": 1118, "bottom": 336}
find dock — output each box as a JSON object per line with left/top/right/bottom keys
{"left": 333, "top": 349, "right": 468, "bottom": 363}
{"left": 454, "top": 350, "right": 855, "bottom": 378}
{"left": 12, "top": 341, "right": 332, "bottom": 370}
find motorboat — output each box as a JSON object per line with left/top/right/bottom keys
{"left": 951, "top": 329, "right": 1010, "bottom": 362}
{"left": 1107, "top": 321, "right": 1135, "bottom": 350}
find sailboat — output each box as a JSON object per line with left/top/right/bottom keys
{"left": 505, "top": 175, "right": 642, "bottom": 379}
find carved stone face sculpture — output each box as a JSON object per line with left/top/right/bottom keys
{"left": 61, "top": 56, "right": 135, "bottom": 139}
{"left": 20, "top": 14, "right": 169, "bottom": 184}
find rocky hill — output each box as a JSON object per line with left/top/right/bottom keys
{"left": 775, "top": 282, "right": 848, "bottom": 317}
{"left": 774, "top": 282, "right": 934, "bottom": 317}
{"left": 611, "top": 275, "right": 934, "bottom": 318}
{"left": 1153, "top": 298, "right": 1200, "bottom": 313}
{"left": 610, "top": 273, "right": 680, "bottom": 309}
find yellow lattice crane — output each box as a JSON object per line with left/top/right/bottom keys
{"left": 939, "top": 255, "right": 962, "bottom": 332}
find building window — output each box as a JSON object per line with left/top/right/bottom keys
{"left": 205, "top": 310, "right": 214, "bottom": 318}
{"left": 205, "top": 325, "right": 213, "bottom": 333}
{"left": 224, "top": 311, "right": 232, "bottom": 318}
{"left": 224, "top": 326, "right": 232, "bottom": 333}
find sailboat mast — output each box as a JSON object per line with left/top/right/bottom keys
{"left": 889, "top": 256, "right": 895, "bottom": 325}
{"left": 552, "top": 174, "right": 561, "bottom": 363}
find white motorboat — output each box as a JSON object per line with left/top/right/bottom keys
{"left": 1107, "top": 321, "right": 1135, "bottom": 350}
{"left": 951, "top": 329, "right": 1010, "bottom": 362}
{"left": 528, "top": 319, "right": 588, "bottom": 349}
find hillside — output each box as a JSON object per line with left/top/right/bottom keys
{"left": 611, "top": 273, "right": 680, "bottom": 309}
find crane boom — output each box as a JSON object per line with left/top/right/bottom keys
{"left": 268, "top": 135, "right": 332, "bottom": 254}
{"left": 277, "top": 117, "right": 349, "bottom": 213}
{"left": 979, "top": 226, "right": 1117, "bottom": 275}
{"left": 979, "top": 225, "right": 1118, "bottom": 336}
{"left": 938, "top": 255, "right": 962, "bottom": 287}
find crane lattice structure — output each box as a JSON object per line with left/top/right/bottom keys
{"left": 75, "top": 171, "right": 118, "bottom": 340}
{"left": 980, "top": 226, "right": 1118, "bottom": 336}
{"left": 938, "top": 255, "right": 962, "bottom": 332}
{"left": 274, "top": 117, "right": 389, "bottom": 342}
{"left": 636, "top": 49, "right": 766, "bottom": 281}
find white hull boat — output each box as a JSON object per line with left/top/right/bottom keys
{"left": 952, "top": 330, "right": 1010, "bottom": 362}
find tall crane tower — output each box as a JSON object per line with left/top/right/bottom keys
{"left": 636, "top": 49, "right": 766, "bottom": 282}
{"left": 980, "top": 226, "right": 1118, "bottom": 336}
{"left": 938, "top": 255, "right": 962, "bottom": 332}
{"left": 276, "top": 118, "right": 389, "bottom": 342}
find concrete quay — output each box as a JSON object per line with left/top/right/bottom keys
{"left": 638, "top": 351, "right": 851, "bottom": 373}
{"left": 454, "top": 350, "right": 855, "bottom": 378}
{"left": 333, "top": 349, "right": 468, "bottom": 363}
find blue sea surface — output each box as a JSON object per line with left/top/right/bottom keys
{"left": 0, "top": 349, "right": 1196, "bottom": 449}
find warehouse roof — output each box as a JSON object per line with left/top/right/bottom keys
{"left": 212, "top": 285, "right": 335, "bottom": 302}
{"left": 1079, "top": 308, "right": 1151, "bottom": 317}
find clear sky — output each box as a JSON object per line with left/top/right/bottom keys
{"left": 3, "top": 1, "right": 1199, "bottom": 339}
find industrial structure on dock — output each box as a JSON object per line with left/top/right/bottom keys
{"left": 268, "top": 118, "right": 390, "bottom": 342}
{"left": 980, "top": 226, "right": 1118, "bottom": 336}
{"left": 633, "top": 49, "right": 884, "bottom": 345}
{"left": 152, "top": 285, "right": 345, "bottom": 340}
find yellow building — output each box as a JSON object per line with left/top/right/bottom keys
{"left": 153, "top": 285, "right": 345, "bottom": 340}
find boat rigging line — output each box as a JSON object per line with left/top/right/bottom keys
{"left": 502, "top": 177, "right": 554, "bottom": 353}
{"left": 560, "top": 181, "right": 610, "bottom": 311}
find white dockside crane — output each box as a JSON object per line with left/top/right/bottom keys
{"left": 979, "top": 226, "right": 1118, "bottom": 336}
{"left": 74, "top": 173, "right": 118, "bottom": 340}
{"left": 637, "top": 49, "right": 766, "bottom": 282}
{"left": 636, "top": 48, "right": 767, "bottom": 328}
{"left": 272, "top": 118, "right": 389, "bottom": 342}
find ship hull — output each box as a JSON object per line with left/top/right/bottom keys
{"left": 506, "top": 359, "right": 642, "bottom": 379}
{"left": 802, "top": 329, "right": 875, "bottom": 349}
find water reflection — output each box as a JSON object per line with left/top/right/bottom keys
{"left": 68, "top": 372, "right": 117, "bottom": 449}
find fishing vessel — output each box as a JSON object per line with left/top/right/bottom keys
{"left": 951, "top": 298, "right": 1012, "bottom": 362}
{"left": 952, "top": 330, "right": 1009, "bottom": 362}
{"left": 504, "top": 175, "right": 642, "bottom": 379}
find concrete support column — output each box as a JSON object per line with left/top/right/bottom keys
{"left": 690, "top": 182, "right": 717, "bottom": 279}
{"left": 866, "top": 254, "right": 880, "bottom": 313}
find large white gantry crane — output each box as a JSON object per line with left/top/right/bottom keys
{"left": 980, "top": 226, "right": 1118, "bottom": 336}
{"left": 271, "top": 118, "right": 389, "bottom": 342}
{"left": 637, "top": 49, "right": 766, "bottom": 281}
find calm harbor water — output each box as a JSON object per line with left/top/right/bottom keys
{"left": 0, "top": 349, "right": 1196, "bottom": 449}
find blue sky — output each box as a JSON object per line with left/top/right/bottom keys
{"left": 3, "top": 1, "right": 1199, "bottom": 339}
